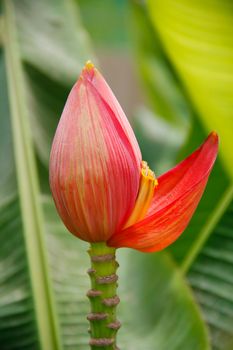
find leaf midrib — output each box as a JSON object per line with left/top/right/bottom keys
{"left": 3, "top": 1, "right": 61, "bottom": 349}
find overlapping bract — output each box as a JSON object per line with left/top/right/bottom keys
{"left": 50, "top": 62, "right": 218, "bottom": 252}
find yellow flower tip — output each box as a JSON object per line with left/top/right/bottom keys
{"left": 85, "top": 60, "right": 95, "bottom": 71}
{"left": 81, "top": 60, "right": 96, "bottom": 82}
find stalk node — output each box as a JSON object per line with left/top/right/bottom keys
{"left": 96, "top": 274, "right": 118, "bottom": 285}
{"left": 103, "top": 296, "right": 120, "bottom": 307}
{"left": 87, "top": 313, "right": 108, "bottom": 321}
{"left": 89, "top": 338, "right": 114, "bottom": 346}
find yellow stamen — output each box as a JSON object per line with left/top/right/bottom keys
{"left": 124, "top": 161, "right": 158, "bottom": 229}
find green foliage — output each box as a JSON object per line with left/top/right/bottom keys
{"left": 131, "top": 0, "right": 233, "bottom": 348}
{"left": 188, "top": 201, "right": 233, "bottom": 350}
{"left": 118, "top": 250, "right": 209, "bottom": 350}
{"left": 1, "top": 0, "right": 233, "bottom": 349}
{"left": 148, "top": 0, "right": 233, "bottom": 178}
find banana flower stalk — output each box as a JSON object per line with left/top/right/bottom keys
{"left": 49, "top": 62, "right": 218, "bottom": 349}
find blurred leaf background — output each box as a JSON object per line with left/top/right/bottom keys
{"left": 0, "top": 0, "right": 233, "bottom": 349}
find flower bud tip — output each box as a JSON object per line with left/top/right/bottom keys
{"left": 209, "top": 131, "right": 219, "bottom": 145}
{"left": 82, "top": 60, "right": 95, "bottom": 81}
{"left": 211, "top": 131, "right": 218, "bottom": 138}
{"left": 85, "top": 60, "right": 95, "bottom": 71}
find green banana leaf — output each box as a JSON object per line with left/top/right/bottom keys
{"left": 148, "top": 0, "right": 233, "bottom": 178}
{"left": 0, "top": 0, "right": 210, "bottom": 349}
{"left": 188, "top": 200, "right": 233, "bottom": 350}
{"left": 129, "top": 0, "right": 233, "bottom": 348}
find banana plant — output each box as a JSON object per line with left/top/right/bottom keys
{"left": 0, "top": 1, "right": 230, "bottom": 350}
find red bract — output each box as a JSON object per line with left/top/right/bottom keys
{"left": 49, "top": 62, "right": 218, "bottom": 252}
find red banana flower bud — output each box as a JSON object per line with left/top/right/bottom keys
{"left": 50, "top": 62, "right": 218, "bottom": 252}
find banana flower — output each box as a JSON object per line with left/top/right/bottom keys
{"left": 50, "top": 62, "right": 218, "bottom": 252}
{"left": 49, "top": 62, "right": 218, "bottom": 349}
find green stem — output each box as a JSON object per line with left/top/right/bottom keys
{"left": 87, "top": 242, "right": 120, "bottom": 350}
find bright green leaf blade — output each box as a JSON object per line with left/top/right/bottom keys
{"left": 2, "top": 0, "right": 62, "bottom": 347}
{"left": 188, "top": 200, "right": 233, "bottom": 350}
{"left": 129, "top": 1, "right": 233, "bottom": 267}
{"left": 118, "top": 250, "right": 210, "bottom": 350}
{"left": 0, "top": 49, "right": 17, "bottom": 206}
{"left": 148, "top": 0, "right": 233, "bottom": 179}
{"left": 0, "top": 197, "right": 40, "bottom": 350}
{"left": 0, "top": 43, "right": 39, "bottom": 349}
{"left": 145, "top": 3, "right": 233, "bottom": 348}
{"left": 0, "top": 196, "right": 90, "bottom": 350}
{"left": 130, "top": 0, "right": 233, "bottom": 271}
{"left": 42, "top": 197, "right": 90, "bottom": 350}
